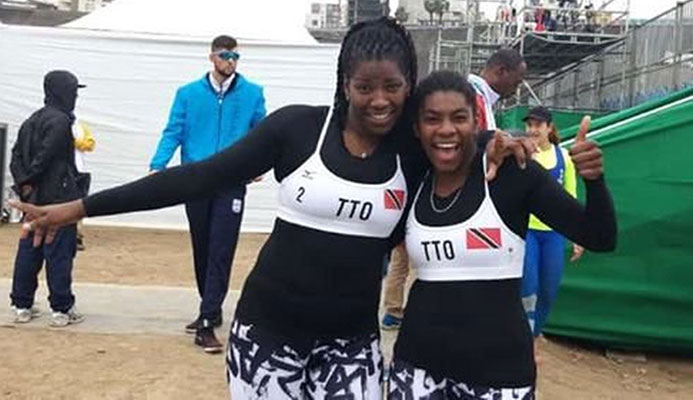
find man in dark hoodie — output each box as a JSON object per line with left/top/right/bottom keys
{"left": 9, "top": 70, "right": 85, "bottom": 327}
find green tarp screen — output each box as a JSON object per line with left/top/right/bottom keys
{"left": 544, "top": 87, "right": 693, "bottom": 352}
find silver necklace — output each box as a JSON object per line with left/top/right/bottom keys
{"left": 429, "top": 176, "right": 463, "bottom": 214}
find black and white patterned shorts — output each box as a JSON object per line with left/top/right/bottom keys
{"left": 387, "top": 359, "right": 534, "bottom": 400}
{"left": 226, "top": 320, "right": 383, "bottom": 399}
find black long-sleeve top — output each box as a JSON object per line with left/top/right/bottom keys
{"left": 84, "top": 102, "right": 616, "bottom": 357}
{"left": 393, "top": 150, "right": 616, "bottom": 388}
{"left": 85, "top": 105, "right": 428, "bottom": 341}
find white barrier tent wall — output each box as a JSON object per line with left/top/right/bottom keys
{"left": 0, "top": 24, "right": 340, "bottom": 231}
{"left": 63, "top": 0, "right": 317, "bottom": 44}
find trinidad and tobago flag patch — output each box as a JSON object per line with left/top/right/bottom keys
{"left": 384, "top": 189, "right": 405, "bottom": 210}
{"left": 475, "top": 93, "right": 488, "bottom": 131}
{"left": 466, "top": 228, "right": 502, "bottom": 249}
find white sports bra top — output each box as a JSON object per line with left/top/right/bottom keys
{"left": 405, "top": 155, "right": 525, "bottom": 281}
{"left": 277, "top": 107, "right": 408, "bottom": 238}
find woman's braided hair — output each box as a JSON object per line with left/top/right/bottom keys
{"left": 333, "top": 17, "right": 418, "bottom": 136}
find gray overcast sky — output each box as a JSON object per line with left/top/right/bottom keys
{"left": 304, "top": 1, "right": 682, "bottom": 21}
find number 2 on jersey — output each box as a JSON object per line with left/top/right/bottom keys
{"left": 296, "top": 187, "right": 306, "bottom": 203}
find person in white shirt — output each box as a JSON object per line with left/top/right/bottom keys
{"left": 72, "top": 121, "right": 95, "bottom": 251}
{"left": 468, "top": 49, "right": 527, "bottom": 131}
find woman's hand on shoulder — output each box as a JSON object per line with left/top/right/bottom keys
{"left": 485, "top": 130, "right": 537, "bottom": 181}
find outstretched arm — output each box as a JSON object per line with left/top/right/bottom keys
{"left": 12, "top": 107, "right": 293, "bottom": 245}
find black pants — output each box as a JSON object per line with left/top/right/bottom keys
{"left": 184, "top": 186, "right": 245, "bottom": 321}
{"left": 10, "top": 224, "right": 77, "bottom": 313}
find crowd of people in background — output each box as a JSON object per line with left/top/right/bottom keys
{"left": 497, "top": 0, "right": 614, "bottom": 34}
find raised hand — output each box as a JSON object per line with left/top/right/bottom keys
{"left": 570, "top": 244, "right": 585, "bottom": 262}
{"left": 569, "top": 116, "right": 603, "bottom": 180}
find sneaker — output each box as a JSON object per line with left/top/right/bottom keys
{"left": 381, "top": 314, "right": 402, "bottom": 331}
{"left": 185, "top": 315, "right": 222, "bottom": 334}
{"left": 12, "top": 306, "right": 41, "bottom": 323}
{"left": 49, "top": 306, "right": 85, "bottom": 327}
{"left": 194, "top": 323, "right": 223, "bottom": 354}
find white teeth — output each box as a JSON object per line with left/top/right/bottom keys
{"left": 370, "top": 112, "right": 390, "bottom": 121}
{"left": 433, "top": 143, "right": 459, "bottom": 149}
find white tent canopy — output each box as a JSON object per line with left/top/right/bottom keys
{"left": 0, "top": 21, "right": 339, "bottom": 232}
{"left": 63, "top": 0, "right": 317, "bottom": 45}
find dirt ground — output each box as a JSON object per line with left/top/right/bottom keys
{"left": 0, "top": 224, "right": 265, "bottom": 290}
{"left": 1, "top": 224, "right": 692, "bottom": 400}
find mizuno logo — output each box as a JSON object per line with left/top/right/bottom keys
{"left": 301, "top": 170, "right": 316, "bottom": 180}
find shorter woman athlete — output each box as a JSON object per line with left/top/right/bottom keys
{"left": 388, "top": 71, "right": 616, "bottom": 399}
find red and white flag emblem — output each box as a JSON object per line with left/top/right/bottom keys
{"left": 466, "top": 228, "right": 502, "bottom": 249}
{"left": 475, "top": 93, "right": 488, "bottom": 131}
{"left": 384, "top": 189, "right": 405, "bottom": 210}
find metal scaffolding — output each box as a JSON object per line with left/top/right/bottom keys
{"left": 512, "top": 0, "right": 631, "bottom": 78}
{"left": 508, "top": 0, "right": 693, "bottom": 112}
{"left": 425, "top": 0, "right": 631, "bottom": 78}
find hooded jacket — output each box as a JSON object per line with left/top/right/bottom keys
{"left": 10, "top": 70, "right": 83, "bottom": 205}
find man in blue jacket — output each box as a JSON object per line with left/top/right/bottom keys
{"left": 149, "top": 35, "right": 266, "bottom": 354}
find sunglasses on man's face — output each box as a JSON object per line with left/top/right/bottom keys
{"left": 215, "top": 50, "right": 240, "bottom": 61}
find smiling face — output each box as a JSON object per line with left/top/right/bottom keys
{"left": 343, "top": 59, "right": 410, "bottom": 138}
{"left": 417, "top": 90, "right": 478, "bottom": 175}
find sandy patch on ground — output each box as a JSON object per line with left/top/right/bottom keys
{"left": 1, "top": 224, "right": 692, "bottom": 399}
{"left": 0, "top": 224, "right": 266, "bottom": 290}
